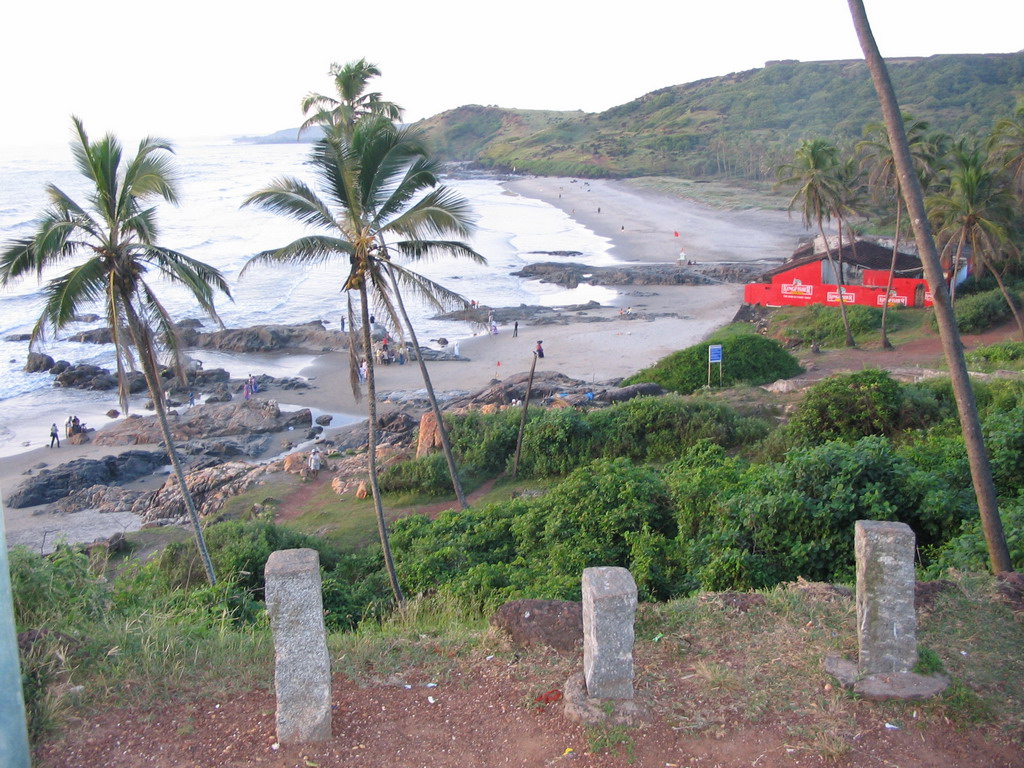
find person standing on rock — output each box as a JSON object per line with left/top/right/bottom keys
{"left": 49, "top": 423, "right": 60, "bottom": 448}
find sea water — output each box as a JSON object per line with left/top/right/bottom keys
{"left": 0, "top": 138, "right": 616, "bottom": 456}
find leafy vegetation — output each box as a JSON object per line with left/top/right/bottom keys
{"left": 417, "top": 54, "right": 1024, "bottom": 181}
{"left": 623, "top": 331, "right": 802, "bottom": 394}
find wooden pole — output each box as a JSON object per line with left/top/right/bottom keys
{"left": 511, "top": 352, "right": 539, "bottom": 479}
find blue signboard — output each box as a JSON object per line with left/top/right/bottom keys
{"left": 708, "top": 344, "right": 723, "bottom": 363}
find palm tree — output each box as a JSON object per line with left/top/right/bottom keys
{"left": 0, "top": 117, "right": 230, "bottom": 584}
{"left": 927, "top": 144, "right": 1023, "bottom": 338}
{"left": 990, "top": 98, "right": 1024, "bottom": 198}
{"left": 299, "top": 59, "right": 402, "bottom": 139}
{"left": 300, "top": 59, "right": 474, "bottom": 510}
{"left": 777, "top": 138, "right": 856, "bottom": 347}
{"left": 847, "top": 0, "right": 1013, "bottom": 575}
{"left": 242, "top": 117, "right": 484, "bottom": 602}
{"left": 858, "top": 117, "right": 933, "bottom": 348}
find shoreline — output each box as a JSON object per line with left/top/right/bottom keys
{"left": 3, "top": 175, "right": 814, "bottom": 551}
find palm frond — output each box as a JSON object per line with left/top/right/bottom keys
{"left": 240, "top": 235, "right": 355, "bottom": 277}
{"left": 31, "top": 257, "right": 110, "bottom": 344}
{"left": 385, "top": 261, "right": 470, "bottom": 314}
{"left": 242, "top": 177, "right": 338, "bottom": 230}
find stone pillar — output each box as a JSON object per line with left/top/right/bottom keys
{"left": 265, "top": 548, "right": 332, "bottom": 743}
{"left": 855, "top": 520, "right": 917, "bottom": 675}
{"left": 582, "top": 567, "right": 637, "bottom": 699}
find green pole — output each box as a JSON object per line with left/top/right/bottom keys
{"left": 0, "top": 498, "right": 32, "bottom": 767}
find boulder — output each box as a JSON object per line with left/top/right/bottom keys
{"left": 355, "top": 481, "right": 368, "bottom": 499}
{"left": 25, "top": 352, "right": 55, "bottom": 372}
{"left": 6, "top": 450, "right": 169, "bottom": 508}
{"left": 315, "top": 414, "right": 333, "bottom": 426}
{"left": 415, "top": 412, "right": 443, "bottom": 458}
{"left": 490, "top": 599, "right": 583, "bottom": 652}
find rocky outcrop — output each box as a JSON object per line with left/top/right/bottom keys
{"left": 440, "top": 371, "right": 662, "bottom": 411}
{"left": 24, "top": 352, "right": 55, "bottom": 372}
{"left": 490, "top": 599, "right": 583, "bottom": 652}
{"left": 93, "top": 399, "right": 312, "bottom": 446}
{"left": 178, "top": 321, "right": 346, "bottom": 354}
{"left": 132, "top": 461, "right": 267, "bottom": 522}
{"left": 7, "top": 450, "right": 169, "bottom": 508}
{"left": 512, "top": 262, "right": 718, "bottom": 288}
{"left": 415, "top": 412, "right": 443, "bottom": 458}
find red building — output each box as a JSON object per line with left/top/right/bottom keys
{"left": 744, "top": 239, "right": 933, "bottom": 309}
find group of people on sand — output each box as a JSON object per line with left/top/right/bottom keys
{"left": 50, "top": 415, "right": 84, "bottom": 448}
{"left": 242, "top": 374, "right": 260, "bottom": 400}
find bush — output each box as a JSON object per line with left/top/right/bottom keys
{"left": 624, "top": 331, "right": 802, "bottom": 395}
{"left": 966, "top": 341, "right": 1024, "bottom": 372}
{"left": 446, "top": 408, "right": 521, "bottom": 476}
{"left": 787, "top": 369, "right": 904, "bottom": 446}
{"left": 935, "top": 286, "right": 1022, "bottom": 334}
{"left": 517, "top": 407, "right": 594, "bottom": 477}
{"left": 783, "top": 303, "right": 889, "bottom": 346}
{"left": 926, "top": 494, "right": 1024, "bottom": 575}
{"left": 588, "top": 395, "right": 769, "bottom": 462}
{"left": 379, "top": 452, "right": 455, "bottom": 496}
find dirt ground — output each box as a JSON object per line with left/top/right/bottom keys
{"left": 34, "top": 641, "right": 1024, "bottom": 768}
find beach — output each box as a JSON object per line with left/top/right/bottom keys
{"left": 2, "top": 176, "right": 813, "bottom": 550}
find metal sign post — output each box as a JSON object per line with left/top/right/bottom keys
{"left": 708, "top": 344, "right": 724, "bottom": 387}
{"left": 1, "top": 499, "right": 32, "bottom": 768}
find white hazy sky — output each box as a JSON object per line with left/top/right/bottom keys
{"left": 4, "top": 0, "right": 1022, "bottom": 148}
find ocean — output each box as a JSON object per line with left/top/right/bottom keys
{"left": 0, "top": 138, "right": 618, "bottom": 457}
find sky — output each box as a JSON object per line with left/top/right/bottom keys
{"left": 4, "top": 0, "right": 1023, "bottom": 148}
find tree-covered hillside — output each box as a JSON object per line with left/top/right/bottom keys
{"left": 416, "top": 53, "right": 1024, "bottom": 180}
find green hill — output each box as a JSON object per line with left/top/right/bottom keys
{"left": 416, "top": 52, "right": 1024, "bottom": 180}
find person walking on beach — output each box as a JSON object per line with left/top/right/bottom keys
{"left": 513, "top": 320, "right": 518, "bottom": 337}
{"left": 49, "top": 423, "right": 60, "bottom": 448}
{"left": 308, "top": 447, "right": 322, "bottom": 480}
{"left": 535, "top": 340, "right": 544, "bottom": 359}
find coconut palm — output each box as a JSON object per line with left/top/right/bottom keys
{"left": 857, "top": 117, "right": 933, "bottom": 348}
{"left": 990, "top": 98, "right": 1024, "bottom": 198}
{"left": 927, "top": 144, "right": 1023, "bottom": 337}
{"left": 777, "top": 138, "right": 856, "bottom": 347}
{"left": 300, "top": 59, "right": 474, "bottom": 510}
{"left": 847, "top": 0, "right": 1012, "bottom": 574}
{"left": 0, "top": 117, "right": 230, "bottom": 584}
{"left": 299, "top": 59, "right": 402, "bottom": 139}
{"left": 242, "top": 116, "right": 484, "bottom": 602}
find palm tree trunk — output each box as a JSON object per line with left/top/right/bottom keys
{"left": 848, "top": 0, "right": 1012, "bottom": 574}
{"left": 879, "top": 196, "right": 902, "bottom": 349}
{"left": 358, "top": 284, "right": 404, "bottom": 602}
{"left": 949, "top": 227, "right": 968, "bottom": 304}
{"left": 385, "top": 266, "right": 468, "bottom": 509}
{"left": 818, "top": 222, "right": 855, "bottom": 347}
{"left": 833, "top": 214, "right": 856, "bottom": 347}
{"left": 131, "top": 321, "right": 217, "bottom": 585}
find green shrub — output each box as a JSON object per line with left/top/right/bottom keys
{"left": 379, "top": 452, "right": 455, "bottom": 496}
{"left": 784, "top": 303, "right": 889, "bottom": 346}
{"left": 588, "top": 395, "right": 769, "bottom": 463}
{"left": 926, "top": 494, "right": 1024, "bottom": 575}
{"left": 624, "top": 332, "right": 802, "bottom": 395}
{"left": 517, "top": 407, "right": 594, "bottom": 477}
{"left": 787, "top": 369, "right": 904, "bottom": 446}
{"left": 446, "top": 408, "right": 521, "bottom": 475}
{"left": 966, "top": 341, "right": 1024, "bottom": 371}
{"left": 935, "top": 286, "right": 1022, "bottom": 334}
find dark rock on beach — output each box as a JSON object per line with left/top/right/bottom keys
{"left": 7, "top": 450, "right": 169, "bottom": 508}
{"left": 24, "top": 352, "right": 55, "bottom": 372}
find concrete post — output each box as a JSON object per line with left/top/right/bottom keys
{"left": 265, "top": 548, "right": 332, "bottom": 743}
{"left": 582, "top": 566, "right": 637, "bottom": 699}
{"left": 855, "top": 520, "right": 917, "bottom": 675}
{"left": 1, "top": 499, "right": 32, "bottom": 768}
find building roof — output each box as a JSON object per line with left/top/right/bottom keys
{"left": 764, "top": 239, "right": 924, "bottom": 280}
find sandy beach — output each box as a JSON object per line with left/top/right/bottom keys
{"left": 2, "top": 177, "right": 813, "bottom": 550}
